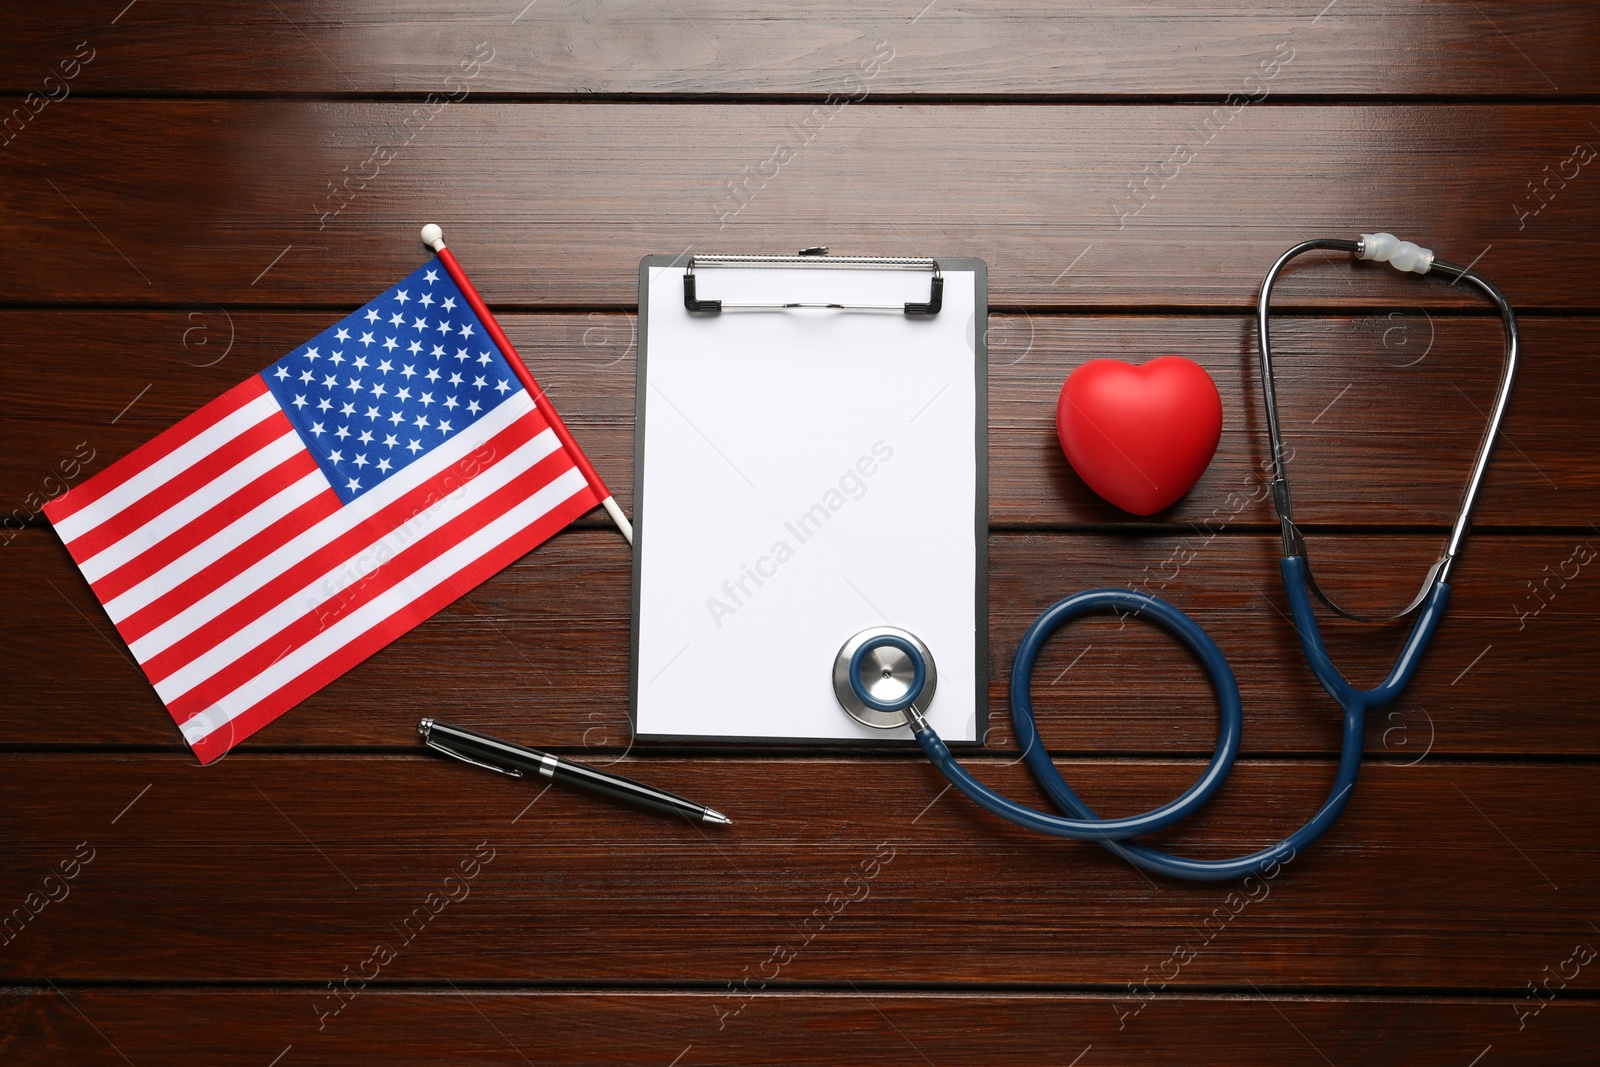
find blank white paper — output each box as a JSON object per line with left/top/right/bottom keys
{"left": 634, "top": 262, "right": 982, "bottom": 742}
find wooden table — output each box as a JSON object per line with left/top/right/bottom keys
{"left": 5, "top": 4, "right": 1598, "bottom": 1063}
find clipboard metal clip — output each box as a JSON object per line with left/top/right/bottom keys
{"left": 683, "top": 250, "right": 943, "bottom": 317}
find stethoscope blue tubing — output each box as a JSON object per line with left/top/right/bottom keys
{"left": 905, "top": 559, "right": 1451, "bottom": 881}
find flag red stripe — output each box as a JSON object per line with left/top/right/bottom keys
{"left": 44, "top": 376, "right": 270, "bottom": 525}
{"left": 435, "top": 246, "right": 611, "bottom": 502}
{"left": 89, "top": 449, "right": 324, "bottom": 605}
{"left": 115, "top": 487, "right": 342, "bottom": 646}
{"left": 63, "top": 410, "right": 297, "bottom": 566}
{"left": 185, "top": 481, "right": 598, "bottom": 764}
{"left": 120, "top": 399, "right": 544, "bottom": 652}
{"left": 167, "top": 444, "right": 587, "bottom": 724}
{"left": 140, "top": 408, "right": 552, "bottom": 686}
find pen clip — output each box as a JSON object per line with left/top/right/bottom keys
{"left": 423, "top": 736, "right": 524, "bottom": 777}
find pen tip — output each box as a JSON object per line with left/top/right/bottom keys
{"left": 703, "top": 808, "right": 732, "bottom": 826}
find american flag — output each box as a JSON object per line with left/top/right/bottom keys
{"left": 45, "top": 256, "right": 605, "bottom": 763}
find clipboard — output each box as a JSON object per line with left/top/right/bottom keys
{"left": 630, "top": 251, "right": 987, "bottom": 743}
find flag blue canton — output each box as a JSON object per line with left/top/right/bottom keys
{"left": 261, "top": 258, "right": 524, "bottom": 504}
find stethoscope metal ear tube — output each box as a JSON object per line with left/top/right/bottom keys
{"left": 1257, "top": 234, "right": 1520, "bottom": 620}
{"left": 836, "top": 235, "right": 1518, "bottom": 882}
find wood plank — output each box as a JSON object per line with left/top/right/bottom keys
{"left": 5, "top": 530, "right": 1596, "bottom": 755}
{"left": 5, "top": 2, "right": 1596, "bottom": 97}
{"left": 3, "top": 990, "right": 1595, "bottom": 1066}
{"left": 3, "top": 0, "right": 1593, "bottom": 1050}
{"left": 2, "top": 311, "right": 1584, "bottom": 530}
{"left": 2, "top": 753, "right": 1595, "bottom": 987}
{"left": 5, "top": 102, "right": 1598, "bottom": 307}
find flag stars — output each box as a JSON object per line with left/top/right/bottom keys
{"left": 269, "top": 275, "right": 503, "bottom": 499}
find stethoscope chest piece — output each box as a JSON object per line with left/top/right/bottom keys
{"left": 833, "top": 627, "right": 937, "bottom": 728}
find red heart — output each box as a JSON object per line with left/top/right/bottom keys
{"left": 1055, "top": 356, "right": 1223, "bottom": 516}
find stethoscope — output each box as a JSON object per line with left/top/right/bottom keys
{"left": 833, "top": 234, "right": 1520, "bottom": 882}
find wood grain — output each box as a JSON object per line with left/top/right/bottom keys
{"left": 5, "top": 103, "right": 1598, "bottom": 308}
{"left": 3, "top": 990, "right": 1595, "bottom": 1066}
{"left": 2, "top": 311, "right": 1588, "bottom": 529}
{"left": 4, "top": 4, "right": 1598, "bottom": 1060}
{"left": 2, "top": 753, "right": 1595, "bottom": 987}
{"left": 5, "top": 529, "right": 1595, "bottom": 755}
{"left": 5, "top": 1, "right": 1596, "bottom": 97}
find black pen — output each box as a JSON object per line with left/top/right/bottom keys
{"left": 417, "top": 719, "right": 731, "bottom": 826}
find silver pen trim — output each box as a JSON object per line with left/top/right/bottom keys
{"left": 421, "top": 735, "right": 525, "bottom": 778}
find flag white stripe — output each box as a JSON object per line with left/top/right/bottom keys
{"left": 128, "top": 390, "right": 535, "bottom": 662}
{"left": 52, "top": 390, "right": 280, "bottom": 545}
{"left": 103, "top": 468, "right": 332, "bottom": 625}
{"left": 181, "top": 465, "right": 590, "bottom": 744}
{"left": 154, "top": 425, "right": 562, "bottom": 702}
{"left": 77, "top": 429, "right": 303, "bottom": 584}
